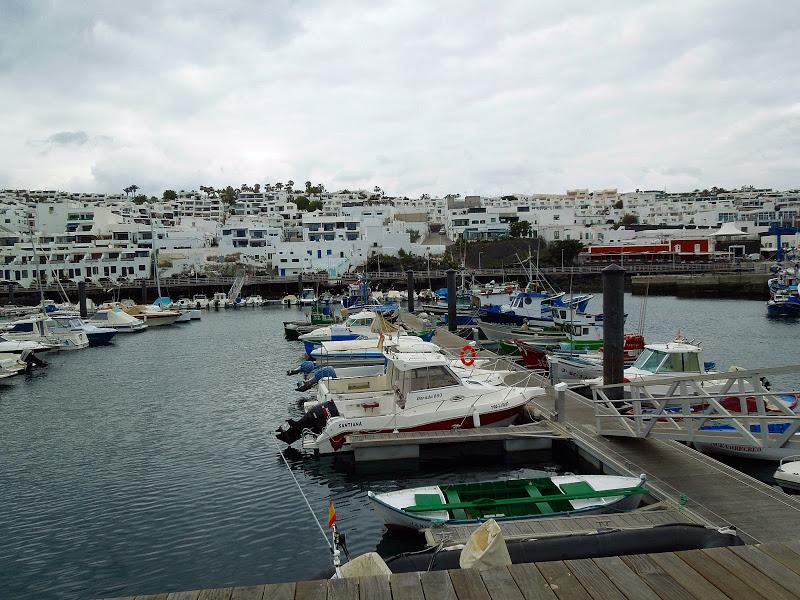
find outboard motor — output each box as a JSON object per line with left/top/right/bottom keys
{"left": 275, "top": 401, "right": 339, "bottom": 445}
{"left": 287, "top": 360, "right": 316, "bottom": 376}
{"left": 296, "top": 366, "right": 337, "bottom": 392}
{"left": 21, "top": 349, "right": 47, "bottom": 371}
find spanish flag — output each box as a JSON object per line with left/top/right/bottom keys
{"left": 327, "top": 500, "right": 337, "bottom": 528}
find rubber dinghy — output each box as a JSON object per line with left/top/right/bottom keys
{"left": 368, "top": 474, "right": 647, "bottom": 530}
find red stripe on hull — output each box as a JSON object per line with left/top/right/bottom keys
{"left": 328, "top": 405, "right": 524, "bottom": 451}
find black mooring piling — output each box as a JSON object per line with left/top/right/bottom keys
{"left": 78, "top": 281, "right": 88, "bottom": 318}
{"left": 602, "top": 264, "right": 626, "bottom": 400}
{"left": 406, "top": 270, "right": 415, "bottom": 313}
{"left": 446, "top": 268, "right": 457, "bottom": 333}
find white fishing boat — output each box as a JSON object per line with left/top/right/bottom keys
{"left": 211, "top": 292, "right": 232, "bottom": 309}
{"left": 192, "top": 294, "right": 210, "bottom": 309}
{"left": 49, "top": 314, "right": 117, "bottom": 346}
{"left": 276, "top": 348, "right": 545, "bottom": 454}
{"left": 88, "top": 306, "right": 148, "bottom": 332}
{"left": 299, "top": 288, "right": 317, "bottom": 306}
{"left": 368, "top": 474, "right": 647, "bottom": 530}
{"left": 2, "top": 314, "right": 89, "bottom": 350}
{"left": 245, "top": 295, "right": 264, "bottom": 307}
{"left": 124, "top": 305, "right": 181, "bottom": 327}
{"left": 310, "top": 334, "right": 429, "bottom": 366}
{"left": 580, "top": 339, "right": 715, "bottom": 396}
{"left": 300, "top": 311, "right": 379, "bottom": 345}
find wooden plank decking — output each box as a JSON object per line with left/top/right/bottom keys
{"left": 103, "top": 542, "right": 800, "bottom": 600}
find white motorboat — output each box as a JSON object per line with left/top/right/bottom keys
{"left": 89, "top": 306, "right": 148, "bottom": 332}
{"left": 368, "top": 474, "right": 647, "bottom": 530}
{"left": 192, "top": 294, "right": 210, "bottom": 309}
{"left": 581, "top": 339, "right": 714, "bottom": 396}
{"left": 211, "top": 292, "right": 232, "bottom": 309}
{"left": 49, "top": 314, "right": 117, "bottom": 346}
{"left": 299, "top": 288, "right": 317, "bottom": 306}
{"left": 276, "top": 348, "right": 545, "bottom": 454}
{"left": 2, "top": 314, "right": 89, "bottom": 350}
{"left": 774, "top": 456, "right": 800, "bottom": 491}
{"left": 244, "top": 295, "right": 264, "bottom": 307}
{"left": 282, "top": 294, "right": 299, "bottom": 306}
{"left": 175, "top": 297, "right": 193, "bottom": 309}
{"left": 124, "top": 305, "right": 181, "bottom": 327}
{"left": 175, "top": 311, "right": 192, "bottom": 323}
{"left": 187, "top": 309, "right": 202, "bottom": 320}
{"left": 310, "top": 335, "right": 430, "bottom": 366}
{"left": 0, "top": 353, "right": 28, "bottom": 379}
{"left": 300, "top": 311, "right": 379, "bottom": 344}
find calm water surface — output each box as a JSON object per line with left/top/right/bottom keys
{"left": 0, "top": 295, "right": 795, "bottom": 599}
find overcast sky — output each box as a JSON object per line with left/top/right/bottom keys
{"left": 1, "top": 0, "right": 798, "bottom": 197}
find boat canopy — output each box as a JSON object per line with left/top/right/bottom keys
{"left": 388, "top": 351, "right": 450, "bottom": 371}
{"left": 631, "top": 344, "right": 702, "bottom": 374}
{"left": 152, "top": 297, "right": 172, "bottom": 306}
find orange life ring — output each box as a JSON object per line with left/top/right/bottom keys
{"left": 460, "top": 344, "right": 477, "bottom": 366}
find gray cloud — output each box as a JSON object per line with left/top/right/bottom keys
{"left": 46, "top": 131, "right": 89, "bottom": 146}
{"left": 1, "top": 1, "right": 799, "bottom": 196}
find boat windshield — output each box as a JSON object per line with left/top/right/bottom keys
{"left": 631, "top": 349, "right": 701, "bottom": 373}
{"left": 399, "top": 366, "right": 460, "bottom": 394}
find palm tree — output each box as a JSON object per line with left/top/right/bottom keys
{"left": 275, "top": 182, "right": 284, "bottom": 191}
{"left": 130, "top": 184, "right": 139, "bottom": 197}
{"left": 287, "top": 180, "right": 295, "bottom": 192}
{"left": 318, "top": 183, "right": 325, "bottom": 193}
{"left": 254, "top": 183, "right": 261, "bottom": 193}
{"left": 305, "top": 181, "right": 312, "bottom": 193}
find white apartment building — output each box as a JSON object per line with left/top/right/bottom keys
{"left": 0, "top": 233, "right": 151, "bottom": 287}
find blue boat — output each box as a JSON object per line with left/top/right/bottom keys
{"left": 767, "top": 293, "right": 800, "bottom": 317}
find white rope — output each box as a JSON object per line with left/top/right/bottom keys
{"left": 266, "top": 433, "right": 332, "bottom": 550}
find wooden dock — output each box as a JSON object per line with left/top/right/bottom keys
{"left": 400, "top": 314, "right": 800, "bottom": 544}
{"left": 423, "top": 502, "right": 703, "bottom": 546}
{"left": 106, "top": 542, "right": 800, "bottom": 600}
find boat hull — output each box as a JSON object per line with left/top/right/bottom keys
{"left": 86, "top": 330, "right": 117, "bottom": 346}
{"left": 368, "top": 475, "right": 645, "bottom": 530}
{"left": 135, "top": 313, "right": 180, "bottom": 327}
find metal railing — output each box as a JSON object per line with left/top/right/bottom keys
{"left": 592, "top": 365, "right": 800, "bottom": 451}
{"left": 2, "top": 261, "right": 768, "bottom": 293}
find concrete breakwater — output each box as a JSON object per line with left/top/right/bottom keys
{"left": 631, "top": 272, "right": 771, "bottom": 298}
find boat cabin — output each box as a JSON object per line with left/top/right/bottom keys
{"left": 505, "top": 291, "right": 562, "bottom": 314}
{"left": 49, "top": 315, "right": 85, "bottom": 332}
{"left": 629, "top": 342, "right": 704, "bottom": 375}
{"left": 318, "top": 351, "right": 465, "bottom": 418}
{"left": 6, "top": 317, "right": 48, "bottom": 336}
{"left": 193, "top": 294, "right": 208, "bottom": 301}
{"left": 343, "top": 312, "right": 376, "bottom": 329}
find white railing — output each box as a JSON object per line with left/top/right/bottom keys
{"left": 592, "top": 365, "right": 800, "bottom": 450}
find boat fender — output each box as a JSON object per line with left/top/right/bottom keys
{"left": 460, "top": 344, "right": 477, "bottom": 367}
{"left": 472, "top": 411, "right": 481, "bottom": 428}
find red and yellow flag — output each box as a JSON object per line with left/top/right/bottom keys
{"left": 327, "top": 500, "right": 337, "bottom": 528}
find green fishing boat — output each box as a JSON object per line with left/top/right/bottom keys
{"left": 283, "top": 302, "right": 336, "bottom": 340}
{"left": 368, "top": 474, "right": 646, "bottom": 530}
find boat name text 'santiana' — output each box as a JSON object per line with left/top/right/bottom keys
{"left": 337, "top": 421, "right": 363, "bottom": 429}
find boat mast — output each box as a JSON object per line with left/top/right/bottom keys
{"left": 149, "top": 206, "right": 163, "bottom": 300}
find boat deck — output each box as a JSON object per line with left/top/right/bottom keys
{"left": 400, "top": 312, "right": 800, "bottom": 545}
{"left": 105, "top": 542, "right": 800, "bottom": 600}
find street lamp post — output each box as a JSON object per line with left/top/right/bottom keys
{"left": 478, "top": 251, "right": 483, "bottom": 271}
{"left": 561, "top": 249, "right": 565, "bottom": 270}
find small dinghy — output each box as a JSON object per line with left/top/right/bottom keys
{"left": 368, "top": 474, "right": 647, "bottom": 530}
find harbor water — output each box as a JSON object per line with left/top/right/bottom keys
{"left": 0, "top": 294, "right": 796, "bottom": 599}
